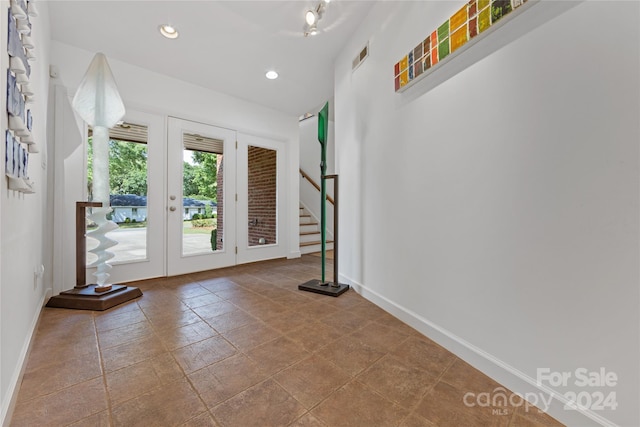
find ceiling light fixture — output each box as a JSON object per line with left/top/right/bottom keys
{"left": 303, "top": 0, "right": 330, "bottom": 37}
{"left": 265, "top": 70, "right": 279, "bottom": 80}
{"left": 159, "top": 24, "right": 179, "bottom": 39}
{"left": 305, "top": 10, "right": 318, "bottom": 26}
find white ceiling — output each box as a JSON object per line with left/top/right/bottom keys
{"left": 47, "top": 1, "right": 375, "bottom": 117}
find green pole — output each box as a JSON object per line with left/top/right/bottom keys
{"left": 318, "top": 102, "right": 329, "bottom": 283}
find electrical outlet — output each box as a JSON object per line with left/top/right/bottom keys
{"left": 34, "top": 264, "right": 44, "bottom": 289}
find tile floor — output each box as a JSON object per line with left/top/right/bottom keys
{"left": 10, "top": 256, "right": 564, "bottom": 426}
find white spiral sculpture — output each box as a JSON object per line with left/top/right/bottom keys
{"left": 72, "top": 53, "right": 125, "bottom": 290}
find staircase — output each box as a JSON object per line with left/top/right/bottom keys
{"left": 299, "top": 205, "right": 333, "bottom": 254}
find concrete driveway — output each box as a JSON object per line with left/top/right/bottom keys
{"left": 86, "top": 227, "right": 213, "bottom": 264}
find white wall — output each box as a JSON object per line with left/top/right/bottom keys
{"left": 335, "top": 2, "right": 639, "bottom": 426}
{"left": 49, "top": 41, "right": 301, "bottom": 287}
{"left": 0, "top": 1, "right": 52, "bottom": 423}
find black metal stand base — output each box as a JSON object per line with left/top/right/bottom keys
{"left": 46, "top": 284, "right": 142, "bottom": 311}
{"left": 299, "top": 279, "right": 350, "bottom": 297}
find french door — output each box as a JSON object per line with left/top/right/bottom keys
{"left": 87, "top": 115, "right": 286, "bottom": 282}
{"left": 86, "top": 109, "right": 166, "bottom": 284}
{"left": 167, "top": 117, "right": 287, "bottom": 275}
{"left": 166, "top": 118, "right": 237, "bottom": 276}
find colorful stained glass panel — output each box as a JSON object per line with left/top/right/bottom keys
{"left": 437, "top": 21, "right": 449, "bottom": 42}
{"left": 469, "top": 16, "right": 478, "bottom": 38}
{"left": 438, "top": 39, "right": 450, "bottom": 60}
{"left": 414, "top": 43, "right": 423, "bottom": 61}
{"left": 400, "top": 69, "right": 408, "bottom": 87}
{"left": 468, "top": 0, "right": 477, "bottom": 17}
{"left": 394, "top": 0, "right": 529, "bottom": 92}
{"left": 450, "top": 5, "right": 467, "bottom": 31}
{"left": 450, "top": 24, "right": 468, "bottom": 53}
{"left": 478, "top": 7, "right": 491, "bottom": 33}
{"left": 400, "top": 55, "right": 408, "bottom": 72}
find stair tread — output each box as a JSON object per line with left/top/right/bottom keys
{"left": 300, "top": 231, "right": 320, "bottom": 235}
{"left": 300, "top": 221, "right": 319, "bottom": 226}
{"left": 300, "top": 240, "right": 334, "bottom": 247}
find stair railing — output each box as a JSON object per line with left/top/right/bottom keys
{"left": 299, "top": 168, "right": 335, "bottom": 205}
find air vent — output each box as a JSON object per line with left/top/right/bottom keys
{"left": 352, "top": 42, "right": 369, "bottom": 72}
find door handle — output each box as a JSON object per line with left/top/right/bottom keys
{"left": 169, "top": 206, "right": 176, "bottom": 211}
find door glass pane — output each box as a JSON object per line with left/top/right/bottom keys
{"left": 247, "top": 145, "right": 277, "bottom": 247}
{"left": 87, "top": 122, "right": 149, "bottom": 265}
{"left": 182, "top": 133, "right": 223, "bottom": 256}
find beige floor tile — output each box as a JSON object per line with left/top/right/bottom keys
{"left": 97, "top": 320, "right": 154, "bottom": 349}
{"left": 181, "top": 411, "right": 220, "bottom": 427}
{"left": 145, "top": 308, "right": 202, "bottom": 332}
{"left": 212, "top": 379, "right": 305, "bottom": 427}
{"left": 246, "top": 336, "right": 310, "bottom": 376}
{"left": 19, "top": 352, "right": 102, "bottom": 400}
{"left": 203, "top": 309, "right": 257, "bottom": 334}
{"left": 182, "top": 292, "right": 225, "bottom": 309}
{"left": 285, "top": 321, "right": 344, "bottom": 352}
{"left": 320, "top": 335, "right": 385, "bottom": 376}
{"left": 101, "top": 335, "right": 166, "bottom": 373}
{"left": 399, "top": 413, "right": 437, "bottom": 427}
{"left": 106, "top": 353, "right": 184, "bottom": 405}
{"left": 441, "top": 357, "right": 506, "bottom": 394}
{"left": 358, "top": 354, "right": 438, "bottom": 409}
{"left": 172, "top": 335, "right": 236, "bottom": 373}
{"left": 95, "top": 307, "right": 148, "bottom": 332}
{"left": 349, "top": 321, "right": 411, "bottom": 353}
{"left": 414, "top": 381, "right": 511, "bottom": 427}
{"left": 262, "top": 309, "right": 315, "bottom": 334}
{"left": 222, "top": 321, "right": 281, "bottom": 351}
{"left": 159, "top": 320, "right": 218, "bottom": 351}
{"left": 66, "top": 410, "right": 111, "bottom": 427}
{"left": 288, "top": 412, "right": 328, "bottom": 427}
{"left": 191, "top": 301, "right": 239, "bottom": 320}
{"left": 312, "top": 381, "right": 406, "bottom": 427}
{"left": 189, "top": 353, "right": 267, "bottom": 408}
{"left": 11, "top": 377, "right": 107, "bottom": 426}
{"left": 274, "top": 355, "right": 351, "bottom": 409}
{"left": 111, "top": 378, "right": 206, "bottom": 426}
{"left": 392, "top": 336, "right": 456, "bottom": 377}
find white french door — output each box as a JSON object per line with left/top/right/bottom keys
{"left": 167, "top": 117, "right": 237, "bottom": 276}
{"left": 86, "top": 109, "right": 166, "bottom": 284}
{"left": 88, "top": 115, "right": 287, "bottom": 282}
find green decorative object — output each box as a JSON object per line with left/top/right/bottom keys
{"left": 318, "top": 102, "right": 329, "bottom": 283}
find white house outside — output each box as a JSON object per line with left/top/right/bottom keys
{"left": 107, "top": 195, "right": 216, "bottom": 222}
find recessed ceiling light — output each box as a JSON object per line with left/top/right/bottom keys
{"left": 305, "top": 10, "right": 318, "bottom": 26}
{"left": 159, "top": 24, "right": 179, "bottom": 39}
{"left": 265, "top": 70, "right": 279, "bottom": 80}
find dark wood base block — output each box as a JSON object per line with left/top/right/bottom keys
{"left": 46, "top": 284, "right": 142, "bottom": 311}
{"left": 298, "top": 279, "right": 350, "bottom": 297}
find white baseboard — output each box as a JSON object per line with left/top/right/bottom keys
{"left": 287, "top": 250, "right": 301, "bottom": 259}
{"left": 1, "top": 293, "right": 46, "bottom": 427}
{"left": 43, "top": 287, "right": 53, "bottom": 303}
{"left": 340, "top": 273, "right": 615, "bottom": 427}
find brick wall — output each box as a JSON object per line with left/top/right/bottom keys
{"left": 216, "top": 155, "right": 224, "bottom": 251}
{"left": 247, "top": 146, "right": 277, "bottom": 246}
